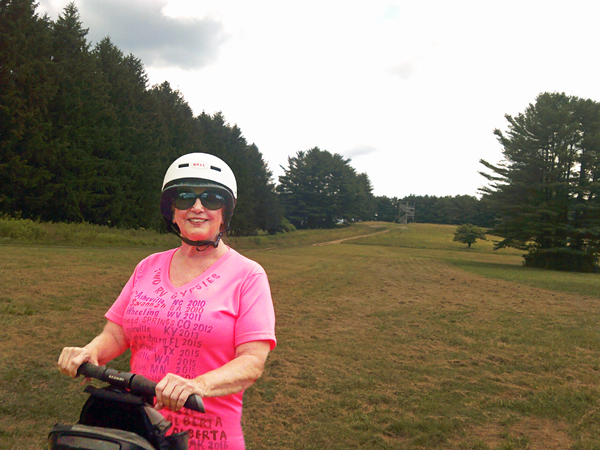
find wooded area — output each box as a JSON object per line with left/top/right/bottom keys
{"left": 2, "top": 1, "right": 600, "bottom": 270}
{"left": 0, "top": 0, "right": 491, "bottom": 234}
{"left": 0, "top": 0, "right": 283, "bottom": 235}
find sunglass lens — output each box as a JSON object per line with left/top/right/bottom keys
{"left": 200, "top": 192, "right": 226, "bottom": 210}
{"left": 173, "top": 191, "right": 226, "bottom": 210}
{"left": 174, "top": 192, "right": 197, "bottom": 210}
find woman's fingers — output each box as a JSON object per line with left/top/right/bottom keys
{"left": 58, "top": 347, "right": 91, "bottom": 378}
{"left": 155, "top": 373, "right": 195, "bottom": 411}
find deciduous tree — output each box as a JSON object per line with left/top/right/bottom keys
{"left": 453, "top": 223, "right": 487, "bottom": 248}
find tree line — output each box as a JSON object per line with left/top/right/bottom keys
{"left": 0, "top": 1, "right": 283, "bottom": 235}
{"left": 374, "top": 195, "right": 495, "bottom": 227}
{"left": 1, "top": 0, "right": 476, "bottom": 234}
{"left": 3, "top": 2, "right": 600, "bottom": 270}
{"left": 1, "top": 0, "right": 386, "bottom": 234}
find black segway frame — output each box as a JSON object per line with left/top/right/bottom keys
{"left": 49, "top": 363, "right": 205, "bottom": 450}
{"left": 77, "top": 363, "right": 205, "bottom": 413}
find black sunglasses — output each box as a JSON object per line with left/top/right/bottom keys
{"left": 173, "top": 191, "right": 227, "bottom": 211}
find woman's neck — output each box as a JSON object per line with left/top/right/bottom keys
{"left": 177, "top": 240, "right": 228, "bottom": 260}
{"left": 169, "top": 242, "right": 229, "bottom": 288}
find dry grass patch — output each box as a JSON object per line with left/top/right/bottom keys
{"left": 2, "top": 223, "right": 600, "bottom": 449}
{"left": 243, "top": 244, "right": 600, "bottom": 449}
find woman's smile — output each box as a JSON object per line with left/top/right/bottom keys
{"left": 173, "top": 194, "right": 224, "bottom": 242}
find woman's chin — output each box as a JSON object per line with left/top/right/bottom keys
{"left": 185, "top": 234, "right": 211, "bottom": 243}
{"left": 182, "top": 228, "right": 218, "bottom": 243}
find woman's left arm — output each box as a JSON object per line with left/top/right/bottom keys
{"left": 154, "top": 340, "right": 271, "bottom": 411}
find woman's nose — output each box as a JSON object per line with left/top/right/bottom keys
{"left": 191, "top": 198, "right": 205, "bottom": 211}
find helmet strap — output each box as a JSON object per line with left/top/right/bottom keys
{"left": 166, "top": 220, "right": 227, "bottom": 252}
{"left": 184, "top": 232, "right": 223, "bottom": 252}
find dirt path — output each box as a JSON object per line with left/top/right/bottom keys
{"left": 310, "top": 228, "right": 391, "bottom": 246}
{"left": 243, "top": 228, "right": 393, "bottom": 252}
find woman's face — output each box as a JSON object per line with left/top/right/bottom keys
{"left": 172, "top": 188, "right": 224, "bottom": 243}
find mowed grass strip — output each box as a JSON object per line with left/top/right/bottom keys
{"left": 352, "top": 223, "right": 600, "bottom": 299}
{"left": 0, "top": 246, "right": 154, "bottom": 449}
{"left": 1, "top": 223, "right": 600, "bottom": 449}
{"left": 243, "top": 242, "right": 600, "bottom": 449}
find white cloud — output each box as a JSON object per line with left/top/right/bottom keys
{"left": 37, "top": 0, "right": 600, "bottom": 198}
{"left": 40, "top": 0, "right": 228, "bottom": 69}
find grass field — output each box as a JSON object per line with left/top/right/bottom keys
{"left": 1, "top": 222, "right": 600, "bottom": 449}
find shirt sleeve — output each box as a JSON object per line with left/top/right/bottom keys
{"left": 105, "top": 271, "right": 135, "bottom": 326}
{"left": 235, "top": 271, "right": 277, "bottom": 351}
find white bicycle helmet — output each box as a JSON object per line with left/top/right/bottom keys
{"left": 160, "top": 153, "right": 237, "bottom": 249}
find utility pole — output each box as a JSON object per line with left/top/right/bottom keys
{"left": 398, "top": 202, "right": 415, "bottom": 224}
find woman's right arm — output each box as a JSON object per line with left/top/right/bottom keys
{"left": 58, "top": 320, "right": 129, "bottom": 378}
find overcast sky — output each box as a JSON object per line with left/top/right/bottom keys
{"left": 38, "top": 0, "right": 600, "bottom": 198}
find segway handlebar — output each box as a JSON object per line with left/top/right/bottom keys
{"left": 77, "top": 362, "right": 205, "bottom": 413}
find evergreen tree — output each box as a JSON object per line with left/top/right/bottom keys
{"left": 94, "top": 38, "right": 163, "bottom": 228}
{"left": 46, "top": 3, "right": 117, "bottom": 223}
{"left": 242, "top": 143, "right": 283, "bottom": 234}
{"left": 388, "top": 195, "right": 495, "bottom": 227}
{"left": 353, "top": 173, "right": 376, "bottom": 222}
{"left": 374, "top": 196, "right": 400, "bottom": 222}
{"left": 277, "top": 148, "right": 373, "bottom": 229}
{"left": 0, "top": 2, "right": 286, "bottom": 236}
{"left": 0, "top": 0, "right": 54, "bottom": 217}
{"left": 196, "top": 112, "right": 283, "bottom": 236}
{"left": 480, "top": 92, "right": 600, "bottom": 272}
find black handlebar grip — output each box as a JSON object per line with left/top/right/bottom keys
{"left": 184, "top": 394, "right": 206, "bottom": 413}
{"left": 78, "top": 363, "right": 206, "bottom": 413}
{"left": 77, "top": 362, "right": 106, "bottom": 380}
{"left": 78, "top": 363, "right": 134, "bottom": 390}
{"left": 130, "top": 374, "right": 206, "bottom": 413}
{"left": 128, "top": 373, "right": 157, "bottom": 398}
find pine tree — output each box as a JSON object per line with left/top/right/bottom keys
{"left": 0, "top": 1, "right": 286, "bottom": 236}
{"left": 0, "top": 0, "right": 55, "bottom": 217}
{"left": 94, "top": 38, "right": 163, "bottom": 228}
{"left": 46, "top": 3, "right": 117, "bottom": 223}
{"left": 196, "top": 112, "right": 283, "bottom": 236}
{"left": 480, "top": 92, "right": 600, "bottom": 272}
{"left": 277, "top": 148, "right": 373, "bottom": 228}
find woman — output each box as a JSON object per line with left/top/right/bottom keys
{"left": 58, "top": 153, "right": 277, "bottom": 450}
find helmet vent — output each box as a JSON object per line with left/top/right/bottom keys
{"left": 211, "top": 166, "right": 222, "bottom": 172}
{"left": 178, "top": 163, "right": 190, "bottom": 168}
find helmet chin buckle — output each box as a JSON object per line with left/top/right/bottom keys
{"left": 180, "top": 231, "right": 224, "bottom": 252}
{"left": 164, "top": 220, "right": 229, "bottom": 252}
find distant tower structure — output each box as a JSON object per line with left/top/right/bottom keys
{"left": 398, "top": 202, "right": 415, "bottom": 224}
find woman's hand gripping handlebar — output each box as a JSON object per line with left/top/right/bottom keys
{"left": 77, "top": 362, "right": 205, "bottom": 413}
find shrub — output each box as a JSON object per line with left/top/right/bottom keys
{"left": 0, "top": 216, "right": 45, "bottom": 240}
{"left": 453, "top": 223, "right": 487, "bottom": 248}
{"left": 524, "top": 248, "right": 599, "bottom": 273}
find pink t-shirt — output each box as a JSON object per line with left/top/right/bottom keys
{"left": 105, "top": 247, "right": 276, "bottom": 450}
